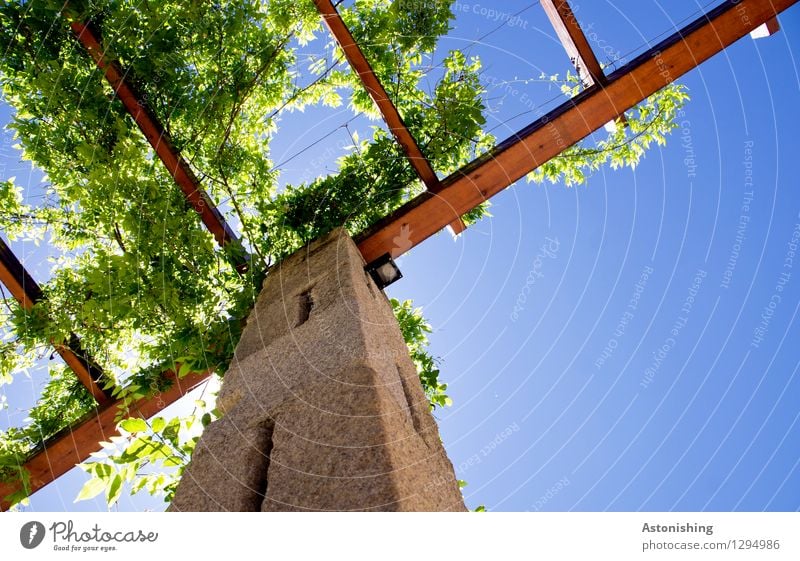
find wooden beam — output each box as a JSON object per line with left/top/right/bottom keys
{"left": 313, "top": 0, "right": 441, "bottom": 191}
{"left": 449, "top": 217, "right": 466, "bottom": 236}
{"left": 0, "top": 237, "right": 43, "bottom": 307}
{"left": 541, "top": 0, "right": 626, "bottom": 131}
{"left": 750, "top": 16, "right": 780, "bottom": 39}
{"left": 0, "top": 369, "right": 211, "bottom": 510}
{"left": 356, "top": 0, "right": 798, "bottom": 264}
{"left": 68, "top": 20, "right": 250, "bottom": 275}
{"left": 0, "top": 237, "right": 113, "bottom": 405}
{"left": 541, "top": 0, "right": 605, "bottom": 86}
{"left": 313, "top": 0, "right": 472, "bottom": 234}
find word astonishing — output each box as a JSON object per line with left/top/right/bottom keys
{"left": 50, "top": 521, "right": 158, "bottom": 544}
{"left": 642, "top": 522, "right": 714, "bottom": 536}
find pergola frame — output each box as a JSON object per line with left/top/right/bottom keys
{"left": 0, "top": 0, "right": 795, "bottom": 509}
{"left": 69, "top": 19, "right": 250, "bottom": 275}
{"left": 0, "top": 238, "right": 112, "bottom": 404}
{"left": 541, "top": 0, "right": 606, "bottom": 87}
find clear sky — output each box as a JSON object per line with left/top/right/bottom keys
{"left": 3, "top": 1, "right": 800, "bottom": 512}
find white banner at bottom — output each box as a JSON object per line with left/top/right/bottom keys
{"left": 2, "top": 512, "right": 798, "bottom": 560}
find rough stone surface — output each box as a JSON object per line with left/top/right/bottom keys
{"left": 170, "top": 228, "right": 466, "bottom": 511}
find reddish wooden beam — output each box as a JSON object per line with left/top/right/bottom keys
{"left": 0, "top": 237, "right": 113, "bottom": 405}
{"left": 0, "top": 369, "right": 211, "bottom": 510}
{"left": 356, "top": 0, "right": 798, "bottom": 263}
{"left": 68, "top": 20, "right": 249, "bottom": 275}
{"left": 313, "top": 0, "right": 477, "bottom": 235}
{"left": 313, "top": 0, "right": 468, "bottom": 235}
{"left": 541, "top": 0, "right": 626, "bottom": 132}
{"left": 313, "top": 0, "right": 441, "bottom": 190}
{"left": 541, "top": 0, "right": 606, "bottom": 86}
{"left": 751, "top": 16, "right": 780, "bottom": 39}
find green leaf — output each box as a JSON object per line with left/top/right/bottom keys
{"left": 151, "top": 417, "right": 166, "bottom": 433}
{"left": 162, "top": 455, "right": 184, "bottom": 467}
{"left": 119, "top": 418, "right": 148, "bottom": 433}
{"left": 75, "top": 477, "right": 107, "bottom": 502}
{"left": 130, "top": 476, "right": 149, "bottom": 495}
{"left": 106, "top": 474, "right": 123, "bottom": 505}
{"left": 82, "top": 462, "right": 113, "bottom": 480}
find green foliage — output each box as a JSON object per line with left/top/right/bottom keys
{"left": 263, "top": 49, "right": 491, "bottom": 254}
{"left": 27, "top": 364, "right": 96, "bottom": 439}
{"left": 0, "top": 427, "right": 31, "bottom": 507}
{"left": 75, "top": 398, "right": 219, "bottom": 508}
{"left": 0, "top": 361, "right": 95, "bottom": 507}
{"left": 0, "top": 0, "right": 489, "bottom": 391}
{"left": 528, "top": 72, "right": 689, "bottom": 186}
{"left": 0, "top": 0, "right": 487, "bottom": 509}
{"left": 391, "top": 298, "right": 451, "bottom": 409}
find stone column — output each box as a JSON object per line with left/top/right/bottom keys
{"left": 170, "top": 228, "right": 465, "bottom": 511}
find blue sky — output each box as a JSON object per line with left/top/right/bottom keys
{"left": 3, "top": 1, "right": 800, "bottom": 511}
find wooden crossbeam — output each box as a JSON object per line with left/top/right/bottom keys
{"left": 68, "top": 20, "right": 250, "bottom": 275}
{"left": 0, "top": 369, "right": 210, "bottom": 510}
{"left": 541, "top": 0, "right": 625, "bottom": 131}
{"left": 541, "top": 0, "right": 605, "bottom": 86}
{"left": 751, "top": 16, "right": 780, "bottom": 39}
{"left": 313, "top": 0, "right": 467, "bottom": 234}
{"left": 356, "top": 0, "right": 798, "bottom": 264}
{"left": 0, "top": 237, "right": 113, "bottom": 405}
{"left": 313, "top": 0, "right": 440, "bottom": 189}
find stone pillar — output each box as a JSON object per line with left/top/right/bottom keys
{"left": 170, "top": 228, "right": 465, "bottom": 511}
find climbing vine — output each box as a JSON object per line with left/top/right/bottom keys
{"left": 527, "top": 72, "right": 689, "bottom": 186}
